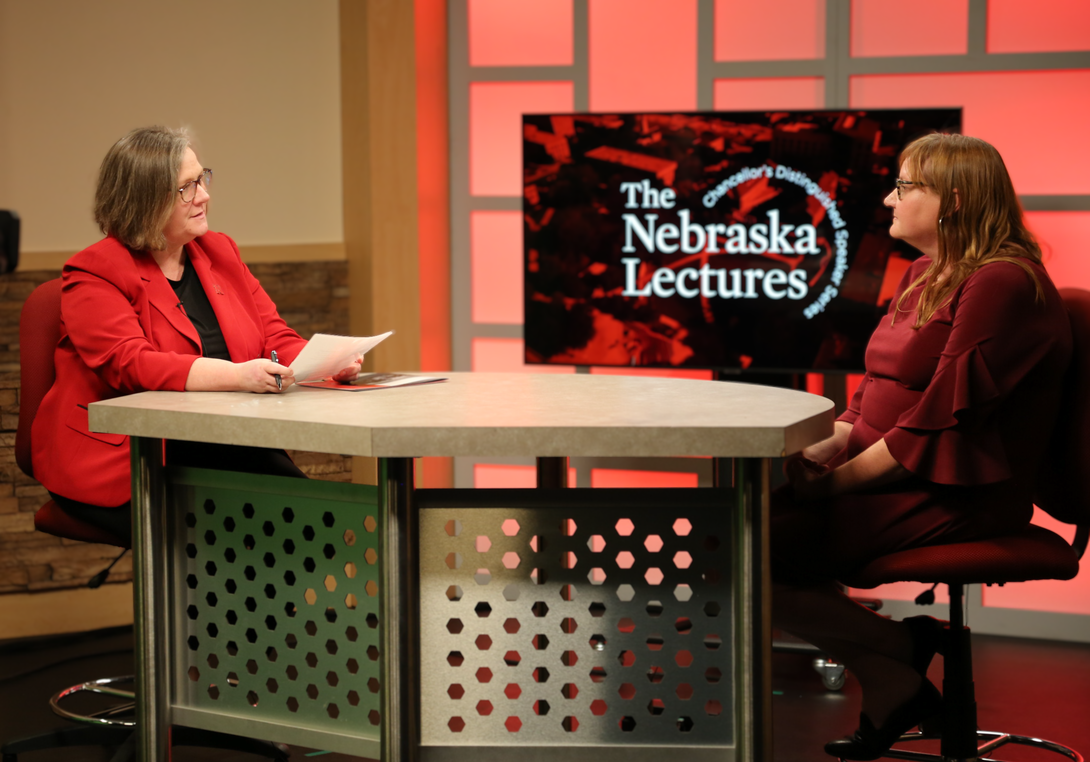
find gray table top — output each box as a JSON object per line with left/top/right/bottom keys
{"left": 89, "top": 371, "right": 835, "bottom": 458}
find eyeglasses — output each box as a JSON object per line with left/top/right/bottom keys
{"left": 178, "top": 169, "right": 213, "bottom": 203}
{"left": 894, "top": 179, "right": 925, "bottom": 200}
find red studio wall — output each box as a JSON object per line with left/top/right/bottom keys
{"left": 458, "top": 1, "right": 1090, "bottom": 614}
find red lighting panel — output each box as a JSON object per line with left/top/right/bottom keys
{"left": 468, "top": 0, "right": 573, "bottom": 67}
{"left": 713, "top": 77, "right": 825, "bottom": 110}
{"left": 590, "top": 468, "right": 699, "bottom": 489}
{"left": 1028, "top": 212, "right": 1090, "bottom": 291}
{"left": 714, "top": 0, "right": 825, "bottom": 61}
{"left": 470, "top": 82, "right": 574, "bottom": 196}
{"left": 472, "top": 338, "right": 575, "bottom": 373}
{"left": 474, "top": 463, "right": 576, "bottom": 488}
{"left": 471, "top": 211, "right": 523, "bottom": 324}
{"left": 851, "top": 0, "right": 968, "bottom": 58}
{"left": 988, "top": 0, "right": 1090, "bottom": 54}
{"left": 588, "top": 0, "right": 698, "bottom": 112}
{"left": 850, "top": 70, "right": 1090, "bottom": 195}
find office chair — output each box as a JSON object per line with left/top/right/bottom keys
{"left": 838, "top": 287, "right": 1090, "bottom": 762}
{"left": 2, "top": 278, "right": 288, "bottom": 761}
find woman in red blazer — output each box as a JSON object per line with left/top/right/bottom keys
{"left": 32, "top": 126, "right": 358, "bottom": 542}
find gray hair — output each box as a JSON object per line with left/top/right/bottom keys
{"left": 93, "top": 126, "right": 191, "bottom": 251}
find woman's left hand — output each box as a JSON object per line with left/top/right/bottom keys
{"left": 785, "top": 458, "right": 832, "bottom": 501}
{"left": 331, "top": 356, "right": 363, "bottom": 384}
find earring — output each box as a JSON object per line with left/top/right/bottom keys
{"left": 939, "top": 217, "right": 944, "bottom": 225}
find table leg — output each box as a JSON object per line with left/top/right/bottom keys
{"left": 131, "top": 436, "right": 171, "bottom": 762}
{"left": 381, "top": 457, "right": 419, "bottom": 762}
{"left": 732, "top": 458, "right": 773, "bottom": 762}
{"left": 535, "top": 456, "right": 569, "bottom": 488}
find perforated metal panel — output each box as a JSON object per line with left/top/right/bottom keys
{"left": 419, "top": 494, "right": 733, "bottom": 746}
{"left": 170, "top": 468, "right": 382, "bottom": 745}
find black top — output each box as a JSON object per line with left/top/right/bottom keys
{"left": 168, "top": 262, "right": 232, "bottom": 361}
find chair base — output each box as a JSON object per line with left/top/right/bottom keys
{"left": 869, "top": 728, "right": 1083, "bottom": 762}
{"left": 3, "top": 673, "right": 290, "bottom": 762}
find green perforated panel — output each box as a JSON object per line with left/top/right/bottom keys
{"left": 170, "top": 468, "right": 382, "bottom": 742}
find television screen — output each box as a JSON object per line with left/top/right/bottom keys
{"left": 523, "top": 109, "right": 962, "bottom": 373}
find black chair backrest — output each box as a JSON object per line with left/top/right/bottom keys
{"left": 16, "top": 278, "right": 62, "bottom": 479}
{"left": 1034, "top": 289, "right": 1090, "bottom": 553}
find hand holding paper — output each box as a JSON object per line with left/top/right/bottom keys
{"left": 288, "top": 332, "right": 393, "bottom": 383}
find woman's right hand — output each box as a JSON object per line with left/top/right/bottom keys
{"left": 799, "top": 421, "right": 852, "bottom": 464}
{"left": 234, "top": 358, "right": 294, "bottom": 393}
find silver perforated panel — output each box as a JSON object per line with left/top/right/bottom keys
{"left": 170, "top": 469, "right": 382, "bottom": 746}
{"left": 420, "top": 499, "right": 733, "bottom": 746}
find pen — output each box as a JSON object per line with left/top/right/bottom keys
{"left": 270, "top": 350, "right": 282, "bottom": 391}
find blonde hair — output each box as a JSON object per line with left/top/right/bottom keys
{"left": 894, "top": 133, "right": 1043, "bottom": 327}
{"left": 93, "top": 126, "right": 191, "bottom": 251}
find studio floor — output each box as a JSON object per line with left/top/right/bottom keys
{"left": 1, "top": 625, "right": 1088, "bottom": 761}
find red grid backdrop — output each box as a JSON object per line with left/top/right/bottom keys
{"left": 457, "top": 1, "right": 1090, "bottom": 612}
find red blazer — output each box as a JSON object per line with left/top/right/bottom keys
{"left": 32, "top": 232, "right": 308, "bottom": 507}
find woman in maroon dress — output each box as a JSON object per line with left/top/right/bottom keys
{"left": 771, "top": 134, "right": 1071, "bottom": 759}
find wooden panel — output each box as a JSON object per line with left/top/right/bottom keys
{"left": 340, "top": 0, "right": 421, "bottom": 373}
{"left": 0, "top": 583, "right": 133, "bottom": 639}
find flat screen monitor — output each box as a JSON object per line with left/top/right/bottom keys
{"left": 522, "top": 109, "right": 962, "bottom": 373}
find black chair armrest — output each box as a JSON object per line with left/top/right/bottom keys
{"left": 1073, "top": 525, "right": 1089, "bottom": 561}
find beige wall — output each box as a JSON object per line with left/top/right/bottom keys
{"left": 0, "top": 0, "right": 344, "bottom": 267}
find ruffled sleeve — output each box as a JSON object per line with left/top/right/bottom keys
{"left": 884, "top": 262, "right": 1058, "bottom": 486}
{"left": 837, "top": 373, "right": 871, "bottom": 426}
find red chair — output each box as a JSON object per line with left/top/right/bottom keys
{"left": 842, "top": 288, "right": 1090, "bottom": 762}
{"left": 2, "top": 278, "right": 287, "bottom": 761}
{"left": 15, "top": 278, "right": 128, "bottom": 547}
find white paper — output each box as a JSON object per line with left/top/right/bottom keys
{"left": 288, "top": 331, "right": 394, "bottom": 383}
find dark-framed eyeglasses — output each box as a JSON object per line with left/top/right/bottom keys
{"left": 178, "top": 169, "right": 213, "bottom": 203}
{"left": 894, "top": 179, "right": 924, "bottom": 200}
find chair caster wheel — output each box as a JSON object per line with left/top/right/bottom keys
{"left": 813, "top": 657, "right": 846, "bottom": 691}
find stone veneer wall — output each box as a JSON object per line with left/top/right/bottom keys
{"left": 0, "top": 261, "right": 351, "bottom": 594}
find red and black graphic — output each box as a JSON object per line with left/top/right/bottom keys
{"left": 523, "top": 109, "right": 961, "bottom": 372}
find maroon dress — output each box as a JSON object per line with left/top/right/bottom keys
{"left": 771, "top": 256, "right": 1072, "bottom": 585}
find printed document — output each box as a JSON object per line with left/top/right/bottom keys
{"left": 289, "top": 332, "right": 394, "bottom": 383}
